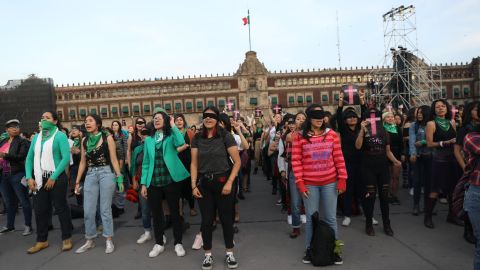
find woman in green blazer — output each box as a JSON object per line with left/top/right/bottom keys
{"left": 140, "top": 108, "right": 189, "bottom": 258}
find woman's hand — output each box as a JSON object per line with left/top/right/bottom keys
{"left": 132, "top": 179, "right": 139, "bottom": 190}
{"left": 302, "top": 190, "right": 310, "bottom": 199}
{"left": 44, "top": 179, "right": 55, "bottom": 190}
{"left": 394, "top": 160, "right": 402, "bottom": 167}
{"left": 141, "top": 185, "right": 148, "bottom": 199}
{"left": 192, "top": 186, "right": 203, "bottom": 198}
{"left": 27, "top": 179, "right": 37, "bottom": 192}
{"left": 337, "top": 189, "right": 346, "bottom": 195}
{"left": 74, "top": 182, "right": 81, "bottom": 195}
{"left": 222, "top": 182, "right": 233, "bottom": 195}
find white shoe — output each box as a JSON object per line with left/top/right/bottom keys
{"left": 22, "top": 226, "right": 33, "bottom": 236}
{"left": 105, "top": 239, "right": 114, "bottom": 254}
{"left": 409, "top": 188, "right": 414, "bottom": 196}
{"left": 192, "top": 233, "right": 203, "bottom": 250}
{"left": 148, "top": 244, "right": 164, "bottom": 258}
{"left": 342, "top": 217, "right": 351, "bottom": 227}
{"left": 75, "top": 240, "right": 95, "bottom": 254}
{"left": 175, "top": 244, "right": 186, "bottom": 257}
{"left": 372, "top": 218, "right": 379, "bottom": 225}
{"left": 136, "top": 231, "right": 152, "bottom": 244}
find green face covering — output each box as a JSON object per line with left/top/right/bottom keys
{"left": 73, "top": 138, "right": 81, "bottom": 148}
{"left": 41, "top": 120, "right": 58, "bottom": 141}
{"left": 435, "top": 117, "right": 451, "bottom": 132}
{"left": 383, "top": 123, "right": 398, "bottom": 134}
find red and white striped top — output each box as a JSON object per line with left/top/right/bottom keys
{"left": 291, "top": 129, "right": 347, "bottom": 193}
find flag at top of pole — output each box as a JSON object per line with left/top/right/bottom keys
{"left": 242, "top": 10, "right": 252, "bottom": 51}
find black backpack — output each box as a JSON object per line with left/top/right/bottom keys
{"left": 310, "top": 211, "right": 336, "bottom": 267}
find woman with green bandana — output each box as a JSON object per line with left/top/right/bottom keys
{"left": 74, "top": 114, "right": 124, "bottom": 254}
{"left": 25, "top": 111, "right": 73, "bottom": 254}
{"left": 140, "top": 108, "right": 189, "bottom": 258}
{"left": 382, "top": 111, "right": 404, "bottom": 205}
{"left": 425, "top": 99, "right": 461, "bottom": 229}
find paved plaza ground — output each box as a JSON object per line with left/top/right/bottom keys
{"left": 0, "top": 172, "right": 474, "bottom": 270}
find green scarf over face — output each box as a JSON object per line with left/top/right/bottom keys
{"left": 86, "top": 132, "right": 102, "bottom": 153}
{"left": 383, "top": 123, "right": 398, "bottom": 134}
{"left": 435, "top": 117, "right": 450, "bottom": 132}
{"left": 41, "top": 120, "right": 58, "bottom": 141}
{"left": 73, "top": 138, "right": 81, "bottom": 148}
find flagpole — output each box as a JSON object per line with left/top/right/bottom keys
{"left": 248, "top": 9, "right": 252, "bottom": 51}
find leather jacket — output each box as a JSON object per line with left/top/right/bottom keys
{"left": 0, "top": 136, "right": 30, "bottom": 174}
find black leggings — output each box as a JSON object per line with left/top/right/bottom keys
{"left": 181, "top": 177, "right": 195, "bottom": 210}
{"left": 361, "top": 162, "right": 391, "bottom": 225}
{"left": 33, "top": 174, "right": 72, "bottom": 242}
{"left": 147, "top": 182, "right": 183, "bottom": 245}
{"left": 198, "top": 177, "right": 235, "bottom": 250}
{"left": 343, "top": 162, "right": 363, "bottom": 217}
{"left": 413, "top": 154, "right": 432, "bottom": 206}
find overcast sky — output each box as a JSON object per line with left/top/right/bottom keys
{"left": 1, "top": 0, "right": 478, "bottom": 86}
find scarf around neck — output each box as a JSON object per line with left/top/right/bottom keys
{"left": 86, "top": 132, "right": 103, "bottom": 153}
{"left": 435, "top": 117, "right": 450, "bottom": 132}
{"left": 383, "top": 123, "right": 398, "bottom": 134}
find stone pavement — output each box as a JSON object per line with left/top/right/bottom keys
{"left": 0, "top": 172, "right": 474, "bottom": 270}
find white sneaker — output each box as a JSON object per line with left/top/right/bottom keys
{"left": 136, "top": 231, "right": 152, "bottom": 244}
{"left": 372, "top": 218, "right": 379, "bottom": 225}
{"left": 148, "top": 244, "right": 164, "bottom": 258}
{"left": 409, "top": 188, "right": 414, "bottom": 196}
{"left": 75, "top": 240, "right": 95, "bottom": 254}
{"left": 22, "top": 226, "right": 33, "bottom": 236}
{"left": 342, "top": 217, "right": 351, "bottom": 227}
{"left": 175, "top": 243, "right": 186, "bottom": 257}
{"left": 192, "top": 233, "right": 203, "bottom": 250}
{"left": 105, "top": 239, "right": 114, "bottom": 254}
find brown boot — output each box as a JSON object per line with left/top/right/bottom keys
{"left": 289, "top": 228, "right": 301, "bottom": 239}
{"left": 27, "top": 241, "right": 49, "bottom": 254}
{"left": 62, "top": 238, "right": 73, "bottom": 251}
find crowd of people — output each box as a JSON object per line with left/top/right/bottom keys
{"left": 0, "top": 89, "right": 479, "bottom": 269}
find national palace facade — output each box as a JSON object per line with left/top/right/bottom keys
{"left": 53, "top": 51, "right": 480, "bottom": 129}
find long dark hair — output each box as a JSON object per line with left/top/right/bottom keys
{"left": 198, "top": 106, "right": 227, "bottom": 139}
{"left": 416, "top": 105, "right": 430, "bottom": 127}
{"left": 463, "top": 101, "right": 480, "bottom": 127}
{"left": 219, "top": 113, "right": 232, "bottom": 133}
{"left": 301, "top": 103, "right": 325, "bottom": 142}
{"left": 429, "top": 99, "right": 452, "bottom": 121}
{"left": 43, "top": 111, "right": 63, "bottom": 129}
{"left": 133, "top": 117, "right": 146, "bottom": 142}
{"left": 406, "top": 107, "right": 417, "bottom": 123}
{"left": 151, "top": 112, "right": 171, "bottom": 137}
{"left": 111, "top": 120, "right": 124, "bottom": 137}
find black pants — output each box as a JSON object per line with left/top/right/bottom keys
{"left": 147, "top": 181, "right": 182, "bottom": 245}
{"left": 33, "top": 174, "right": 72, "bottom": 242}
{"left": 361, "top": 162, "right": 391, "bottom": 225}
{"left": 181, "top": 177, "right": 195, "bottom": 210}
{"left": 198, "top": 176, "right": 235, "bottom": 250}
{"left": 343, "top": 161, "right": 363, "bottom": 217}
{"left": 413, "top": 154, "right": 432, "bottom": 206}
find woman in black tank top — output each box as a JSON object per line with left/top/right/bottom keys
{"left": 425, "top": 99, "right": 462, "bottom": 229}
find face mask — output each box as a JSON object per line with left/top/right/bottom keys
{"left": 41, "top": 119, "right": 56, "bottom": 130}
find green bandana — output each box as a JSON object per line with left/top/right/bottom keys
{"left": 73, "top": 138, "right": 81, "bottom": 148}
{"left": 0, "top": 132, "right": 8, "bottom": 142}
{"left": 86, "top": 132, "right": 102, "bottom": 153}
{"left": 41, "top": 120, "right": 58, "bottom": 141}
{"left": 435, "top": 117, "right": 450, "bottom": 132}
{"left": 383, "top": 123, "right": 397, "bottom": 134}
{"left": 155, "top": 131, "right": 164, "bottom": 144}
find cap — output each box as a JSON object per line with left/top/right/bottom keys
{"left": 5, "top": 119, "right": 20, "bottom": 127}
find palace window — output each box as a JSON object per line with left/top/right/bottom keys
{"left": 250, "top": 98, "right": 258, "bottom": 105}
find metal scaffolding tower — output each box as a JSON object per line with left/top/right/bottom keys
{"left": 368, "top": 5, "right": 443, "bottom": 110}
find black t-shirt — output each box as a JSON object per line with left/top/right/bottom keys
{"left": 191, "top": 132, "right": 237, "bottom": 174}
{"left": 388, "top": 127, "right": 403, "bottom": 159}
{"left": 361, "top": 130, "right": 390, "bottom": 164}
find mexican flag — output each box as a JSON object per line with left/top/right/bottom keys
{"left": 242, "top": 16, "right": 250, "bottom": 25}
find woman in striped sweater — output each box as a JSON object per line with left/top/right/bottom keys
{"left": 292, "top": 104, "right": 347, "bottom": 265}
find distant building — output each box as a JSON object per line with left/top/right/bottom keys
{"left": 48, "top": 52, "right": 480, "bottom": 128}
{"left": 0, "top": 75, "right": 55, "bottom": 133}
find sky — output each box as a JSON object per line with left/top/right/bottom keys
{"left": 1, "top": 0, "right": 479, "bottom": 86}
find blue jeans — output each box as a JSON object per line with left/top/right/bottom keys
{"left": 289, "top": 171, "right": 302, "bottom": 228}
{"left": 464, "top": 184, "right": 480, "bottom": 270}
{"left": 0, "top": 172, "right": 32, "bottom": 228}
{"left": 83, "top": 166, "right": 116, "bottom": 239}
{"left": 303, "top": 182, "right": 338, "bottom": 248}
{"left": 139, "top": 191, "right": 152, "bottom": 230}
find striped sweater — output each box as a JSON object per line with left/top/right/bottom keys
{"left": 291, "top": 129, "right": 347, "bottom": 193}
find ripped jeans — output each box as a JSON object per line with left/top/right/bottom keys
{"left": 361, "top": 162, "right": 391, "bottom": 226}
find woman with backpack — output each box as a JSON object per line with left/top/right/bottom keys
{"left": 191, "top": 106, "right": 241, "bottom": 270}
{"left": 291, "top": 104, "right": 347, "bottom": 265}
{"left": 74, "top": 114, "right": 124, "bottom": 254}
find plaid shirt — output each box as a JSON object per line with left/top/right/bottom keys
{"left": 151, "top": 141, "right": 172, "bottom": 187}
{"left": 463, "top": 132, "right": 480, "bottom": 186}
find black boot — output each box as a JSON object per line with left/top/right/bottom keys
{"left": 464, "top": 217, "right": 477, "bottom": 244}
{"left": 383, "top": 220, "right": 394, "bottom": 236}
{"left": 424, "top": 198, "right": 436, "bottom": 229}
{"left": 365, "top": 221, "right": 375, "bottom": 236}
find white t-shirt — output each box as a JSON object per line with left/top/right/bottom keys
{"left": 233, "top": 133, "right": 243, "bottom": 151}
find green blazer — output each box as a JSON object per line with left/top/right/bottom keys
{"left": 140, "top": 126, "right": 190, "bottom": 188}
